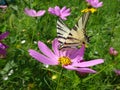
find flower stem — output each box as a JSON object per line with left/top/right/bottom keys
{"left": 55, "top": 68, "right": 64, "bottom": 90}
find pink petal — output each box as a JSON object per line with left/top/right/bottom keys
{"left": 36, "top": 10, "right": 46, "bottom": 17}
{"left": 77, "top": 68, "right": 96, "bottom": 74}
{"left": 61, "top": 8, "right": 70, "bottom": 14}
{"left": 0, "top": 32, "right": 9, "bottom": 40}
{"left": 0, "top": 5, "right": 7, "bottom": 9}
{"left": 0, "top": 48, "right": 6, "bottom": 56}
{"left": 65, "top": 48, "right": 77, "bottom": 57}
{"left": 109, "top": 47, "right": 118, "bottom": 56}
{"left": 63, "top": 65, "right": 79, "bottom": 70}
{"left": 61, "top": 12, "right": 70, "bottom": 17}
{"left": 86, "top": 0, "right": 92, "bottom": 3}
{"left": 1, "top": 43, "right": 8, "bottom": 48}
{"left": 38, "top": 41, "right": 58, "bottom": 60}
{"left": 54, "top": 6, "right": 60, "bottom": 16}
{"left": 0, "top": 43, "right": 6, "bottom": 49}
{"left": 24, "top": 8, "right": 36, "bottom": 17}
{"left": 86, "top": 0, "right": 91, "bottom": 2}
{"left": 95, "top": 0, "right": 99, "bottom": 3}
{"left": 86, "top": 0, "right": 103, "bottom": 8}
{"left": 70, "top": 45, "right": 85, "bottom": 59}
{"left": 29, "top": 49, "right": 58, "bottom": 65}
{"left": 52, "top": 38, "right": 60, "bottom": 56}
{"left": 109, "top": 47, "right": 114, "bottom": 54}
{"left": 60, "top": 6, "right": 67, "bottom": 13}
{"left": 72, "top": 59, "right": 104, "bottom": 67}
{"left": 48, "top": 7, "right": 55, "bottom": 14}
{"left": 97, "top": 2, "right": 103, "bottom": 7}
{"left": 64, "top": 65, "right": 96, "bottom": 73}
{"left": 114, "top": 70, "right": 120, "bottom": 75}
{"left": 60, "top": 17, "right": 67, "bottom": 20}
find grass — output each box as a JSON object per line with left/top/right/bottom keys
{"left": 0, "top": 0, "right": 120, "bottom": 90}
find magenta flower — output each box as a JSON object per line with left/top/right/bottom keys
{"left": 86, "top": 0, "right": 103, "bottom": 8}
{"left": 114, "top": 70, "right": 120, "bottom": 75}
{"left": 24, "top": 8, "right": 46, "bottom": 17}
{"left": 48, "top": 6, "right": 71, "bottom": 20}
{"left": 28, "top": 38, "right": 104, "bottom": 74}
{"left": 0, "top": 32, "right": 9, "bottom": 58}
{"left": 0, "top": 5, "right": 7, "bottom": 9}
{"left": 109, "top": 47, "right": 118, "bottom": 56}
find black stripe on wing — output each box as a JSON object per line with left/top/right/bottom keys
{"left": 57, "top": 36, "right": 66, "bottom": 39}
{"left": 59, "top": 45, "right": 77, "bottom": 50}
{"left": 67, "top": 36, "right": 79, "bottom": 41}
{"left": 57, "top": 26, "right": 68, "bottom": 33}
{"left": 72, "top": 25, "right": 78, "bottom": 31}
{"left": 82, "top": 12, "right": 90, "bottom": 29}
{"left": 57, "top": 32, "right": 63, "bottom": 35}
{"left": 57, "top": 18, "right": 71, "bottom": 33}
{"left": 58, "top": 18, "right": 65, "bottom": 25}
{"left": 64, "top": 42, "right": 79, "bottom": 45}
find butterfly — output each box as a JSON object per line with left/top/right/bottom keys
{"left": 57, "top": 12, "right": 90, "bottom": 49}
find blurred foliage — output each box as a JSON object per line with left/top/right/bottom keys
{"left": 0, "top": 0, "right": 120, "bottom": 90}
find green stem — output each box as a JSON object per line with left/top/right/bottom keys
{"left": 55, "top": 68, "right": 64, "bottom": 90}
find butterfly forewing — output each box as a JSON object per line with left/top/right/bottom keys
{"left": 57, "top": 18, "right": 71, "bottom": 44}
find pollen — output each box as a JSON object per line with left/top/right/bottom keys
{"left": 58, "top": 56, "right": 72, "bottom": 66}
{"left": 81, "top": 8, "right": 97, "bottom": 13}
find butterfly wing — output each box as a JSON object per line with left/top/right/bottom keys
{"left": 57, "top": 12, "right": 90, "bottom": 49}
{"left": 57, "top": 18, "right": 71, "bottom": 48}
{"left": 64, "top": 12, "right": 90, "bottom": 48}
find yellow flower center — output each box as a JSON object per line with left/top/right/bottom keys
{"left": 81, "top": 8, "right": 97, "bottom": 13}
{"left": 58, "top": 56, "right": 72, "bottom": 66}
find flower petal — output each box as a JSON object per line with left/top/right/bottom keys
{"left": 77, "top": 68, "right": 96, "bottom": 73}
{"left": 60, "top": 17, "right": 67, "bottom": 20}
{"left": 0, "top": 49, "right": 6, "bottom": 55}
{"left": 114, "top": 70, "right": 120, "bottom": 75}
{"left": 60, "top": 6, "right": 67, "bottom": 13}
{"left": 63, "top": 65, "right": 78, "bottom": 70}
{"left": 72, "top": 59, "right": 104, "bottom": 67}
{"left": 0, "top": 5, "right": 7, "bottom": 9}
{"left": 48, "top": 7, "right": 55, "bottom": 14}
{"left": 64, "top": 65, "right": 96, "bottom": 73}
{"left": 48, "top": 6, "right": 70, "bottom": 20}
{"left": 29, "top": 49, "right": 58, "bottom": 65}
{"left": 38, "top": 41, "right": 58, "bottom": 59}
{"left": 54, "top": 6, "right": 60, "bottom": 16}
{"left": 70, "top": 45, "right": 85, "bottom": 59}
{"left": 0, "top": 32, "right": 9, "bottom": 40}
{"left": 97, "top": 2, "right": 103, "bottom": 7}
{"left": 36, "top": 10, "right": 46, "bottom": 17}
{"left": 24, "top": 8, "right": 36, "bottom": 17}
{"left": 86, "top": 0, "right": 103, "bottom": 8}
{"left": 52, "top": 38, "right": 60, "bottom": 56}
{"left": 61, "top": 12, "right": 70, "bottom": 17}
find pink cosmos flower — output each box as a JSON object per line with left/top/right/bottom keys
{"left": 24, "top": 8, "right": 46, "bottom": 17}
{"left": 0, "top": 5, "right": 7, "bottom": 9}
{"left": 114, "top": 70, "right": 120, "bottom": 75}
{"left": 0, "top": 32, "right": 9, "bottom": 58}
{"left": 28, "top": 38, "right": 104, "bottom": 74}
{"left": 48, "top": 6, "right": 71, "bottom": 20}
{"left": 86, "top": 0, "right": 103, "bottom": 8}
{"left": 109, "top": 47, "right": 118, "bottom": 56}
